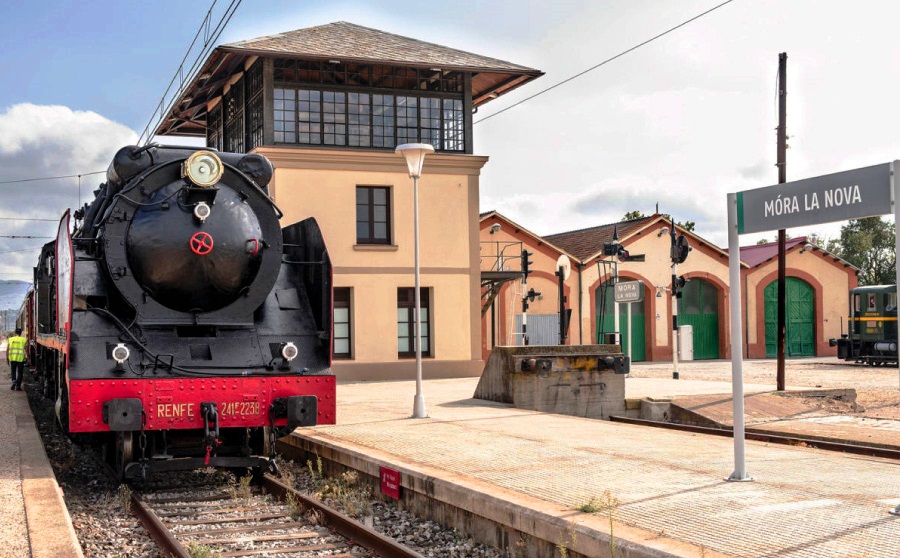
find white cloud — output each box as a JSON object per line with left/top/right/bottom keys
{"left": 0, "top": 104, "right": 138, "bottom": 282}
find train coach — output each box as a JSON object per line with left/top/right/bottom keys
{"left": 830, "top": 284, "right": 898, "bottom": 366}
{"left": 24, "top": 145, "right": 335, "bottom": 479}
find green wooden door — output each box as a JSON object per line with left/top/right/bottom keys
{"left": 678, "top": 278, "right": 720, "bottom": 359}
{"left": 765, "top": 277, "right": 815, "bottom": 357}
{"left": 596, "top": 281, "right": 646, "bottom": 361}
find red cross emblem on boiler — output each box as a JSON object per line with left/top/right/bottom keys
{"left": 190, "top": 232, "right": 214, "bottom": 255}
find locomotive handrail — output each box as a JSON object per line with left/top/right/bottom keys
{"left": 282, "top": 260, "right": 326, "bottom": 265}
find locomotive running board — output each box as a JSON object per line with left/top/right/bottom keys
{"left": 124, "top": 456, "right": 278, "bottom": 479}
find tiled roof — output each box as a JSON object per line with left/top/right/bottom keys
{"left": 156, "top": 21, "right": 543, "bottom": 137}
{"left": 544, "top": 216, "right": 660, "bottom": 260}
{"left": 223, "top": 21, "right": 540, "bottom": 73}
{"left": 739, "top": 237, "right": 807, "bottom": 267}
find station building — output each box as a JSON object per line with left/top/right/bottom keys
{"left": 480, "top": 211, "right": 858, "bottom": 362}
{"left": 156, "top": 21, "right": 543, "bottom": 381}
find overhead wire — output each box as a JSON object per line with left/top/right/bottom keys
{"left": 0, "top": 170, "right": 105, "bottom": 185}
{"left": 474, "top": 0, "right": 738, "bottom": 126}
{"left": 138, "top": 0, "right": 244, "bottom": 144}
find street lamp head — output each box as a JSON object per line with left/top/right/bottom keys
{"left": 396, "top": 143, "right": 435, "bottom": 178}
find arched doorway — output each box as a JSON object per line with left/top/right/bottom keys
{"left": 596, "top": 279, "right": 646, "bottom": 361}
{"left": 678, "top": 278, "right": 720, "bottom": 359}
{"left": 764, "top": 277, "right": 815, "bottom": 357}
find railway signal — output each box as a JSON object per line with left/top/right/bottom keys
{"left": 521, "top": 250, "right": 534, "bottom": 279}
{"left": 668, "top": 222, "right": 691, "bottom": 380}
{"left": 673, "top": 275, "right": 687, "bottom": 298}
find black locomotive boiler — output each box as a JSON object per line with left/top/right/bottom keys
{"left": 30, "top": 145, "right": 335, "bottom": 478}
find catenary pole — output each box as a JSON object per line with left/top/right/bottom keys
{"left": 776, "top": 52, "right": 788, "bottom": 391}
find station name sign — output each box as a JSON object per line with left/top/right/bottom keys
{"left": 614, "top": 280, "right": 644, "bottom": 303}
{"left": 736, "top": 163, "right": 891, "bottom": 234}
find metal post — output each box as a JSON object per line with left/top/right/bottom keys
{"left": 727, "top": 192, "right": 751, "bottom": 481}
{"left": 613, "top": 264, "right": 620, "bottom": 345}
{"left": 672, "top": 264, "right": 679, "bottom": 380}
{"left": 522, "top": 296, "right": 529, "bottom": 346}
{"left": 522, "top": 257, "right": 528, "bottom": 346}
{"left": 557, "top": 265, "right": 566, "bottom": 345}
{"left": 890, "top": 160, "right": 900, "bottom": 515}
{"left": 627, "top": 302, "right": 633, "bottom": 362}
{"left": 776, "top": 52, "right": 788, "bottom": 391}
{"left": 412, "top": 175, "right": 426, "bottom": 419}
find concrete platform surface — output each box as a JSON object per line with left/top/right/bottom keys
{"left": 0, "top": 358, "right": 83, "bottom": 558}
{"left": 296, "top": 377, "right": 900, "bottom": 557}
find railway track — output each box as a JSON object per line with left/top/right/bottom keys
{"left": 609, "top": 415, "right": 900, "bottom": 460}
{"left": 130, "top": 474, "right": 424, "bottom": 558}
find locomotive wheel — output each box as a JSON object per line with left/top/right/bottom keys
{"left": 115, "top": 432, "right": 134, "bottom": 480}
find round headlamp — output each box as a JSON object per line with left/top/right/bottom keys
{"left": 194, "top": 201, "right": 211, "bottom": 223}
{"left": 281, "top": 342, "right": 299, "bottom": 362}
{"left": 112, "top": 343, "right": 130, "bottom": 364}
{"left": 182, "top": 150, "right": 223, "bottom": 187}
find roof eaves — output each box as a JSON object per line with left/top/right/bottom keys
{"left": 482, "top": 211, "right": 579, "bottom": 262}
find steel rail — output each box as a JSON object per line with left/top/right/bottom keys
{"left": 609, "top": 415, "right": 900, "bottom": 460}
{"left": 262, "top": 474, "right": 426, "bottom": 558}
{"left": 130, "top": 494, "right": 192, "bottom": 558}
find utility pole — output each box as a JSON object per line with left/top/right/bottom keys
{"left": 776, "top": 52, "right": 788, "bottom": 391}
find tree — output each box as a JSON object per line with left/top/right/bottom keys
{"left": 828, "top": 217, "right": 896, "bottom": 286}
{"left": 622, "top": 211, "right": 646, "bottom": 221}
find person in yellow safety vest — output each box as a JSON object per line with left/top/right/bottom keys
{"left": 8, "top": 327, "right": 27, "bottom": 391}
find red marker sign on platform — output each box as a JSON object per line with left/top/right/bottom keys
{"left": 380, "top": 466, "right": 400, "bottom": 500}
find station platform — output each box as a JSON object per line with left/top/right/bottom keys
{"left": 283, "top": 377, "right": 900, "bottom": 558}
{"left": 0, "top": 356, "right": 84, "bottom": 558}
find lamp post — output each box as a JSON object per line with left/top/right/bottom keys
{"left": 396, "top": 143, "right": 434, "bottom": 419}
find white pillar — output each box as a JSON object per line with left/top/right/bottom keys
{"left": 726, "top": 192, "right": 751, "bottom": 481}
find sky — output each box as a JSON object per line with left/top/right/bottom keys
{"left": 1, "top": 0, "right": 899, "bottom": 282}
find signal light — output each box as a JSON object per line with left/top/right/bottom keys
{"left": 603, "top": 242, "right": 617, "bottom": 256}
{"left": 521, "top": 250, "right": 534, "bottom": 279}
{"left": 522, "top": 288, "right": 542, "bottom": 312}
{"left": 671, "top": 234, "right": 691, "bottom": 264}
{"left": 673, "top": 276, "right": 687, "bottom": 298}
{"left": 616, "top": 245, "right": 630, "bottom": 262}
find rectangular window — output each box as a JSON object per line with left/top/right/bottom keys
{"left": 420, "top": 97, "right": 441, "bottom": 149}
{"left": 348, "top": 92, "right": 371, "bottom": 147}
{"left": 274, "top": 88, "right": 297, "bottom": 143}
{"left": 270, "top": 84, "right": 463, "bottom": 151}
{"left": 397, "top": 96, "right": 418, "bottom": 145}
{"left": 356, "top": 186, "right": 390, "bottom": 244}
{"left": 333, "top": 287, "right": 352, "bottom": 359}
{"left": 373, "top": 94, "right": 395, "bottom": 148}
{"left": 398, "top": 288, "right": 431, "bottom": 358}
{"left": 298, "top": 90, "right": 322, "bottom": 144}
{"left": 323, "top": 90, "right": 347, "bottom": 146}
{"left": 442, "top": 98, "right": 464, "bottom": 151}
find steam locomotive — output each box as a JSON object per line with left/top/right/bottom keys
{"left": 829, "top": 285, "right": 898, "bottom": 365}
{"left": 22, "top": 145, "right": 335, "bottom": 479}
